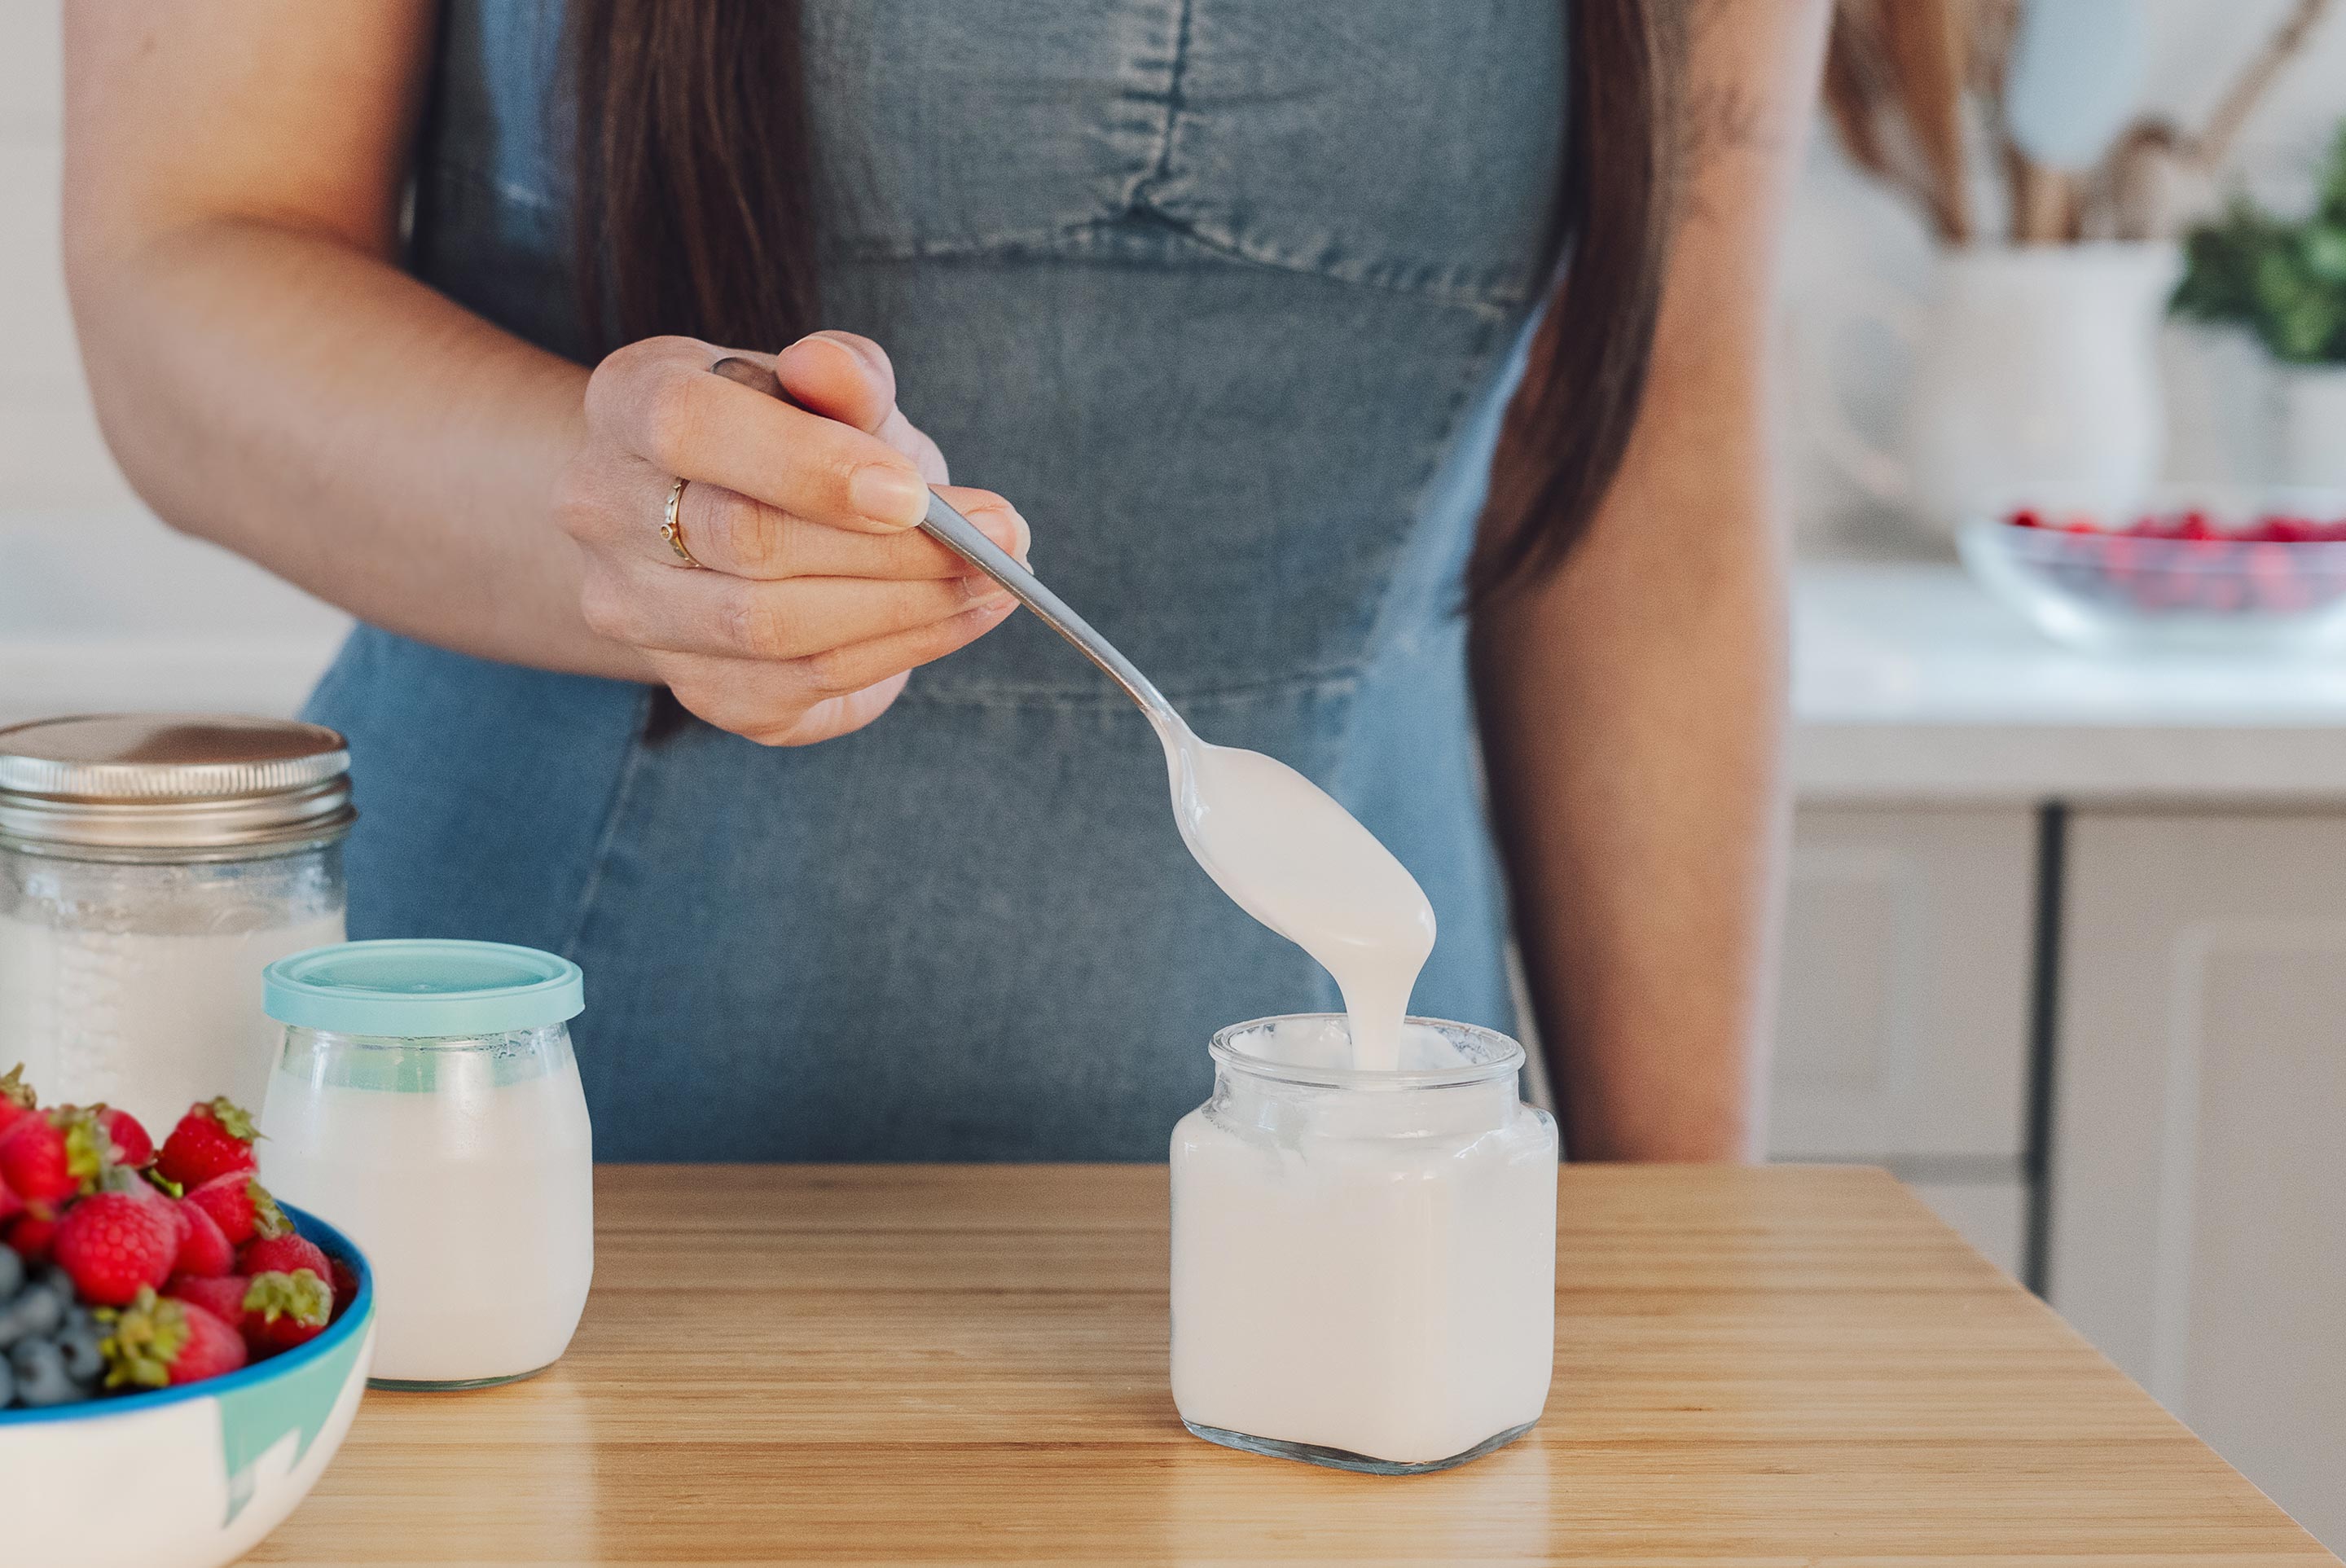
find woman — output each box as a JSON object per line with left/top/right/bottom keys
{"left": 62, "top": 2, "right": 1825, "bottom": 1161}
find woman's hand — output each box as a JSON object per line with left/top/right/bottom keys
{"left": 558, "top": 330, "right": 1030, "bottom": 745}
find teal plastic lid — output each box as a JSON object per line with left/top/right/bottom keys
{"left": 263, "top": 939, "right": 584, "bottom": 1039}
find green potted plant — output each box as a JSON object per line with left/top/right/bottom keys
{"left": 2171, "top": 124, "right": 2346, "bottom": 487}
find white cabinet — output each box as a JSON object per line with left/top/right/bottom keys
{"left": 2049, "top": 810, "right": 2346, "bottom": 1552}
{"left": 1769, "top": 806, "right": 2036, "bottom": 1278}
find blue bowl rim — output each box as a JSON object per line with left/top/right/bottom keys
{"left": 0, "top": 1202, "right": 374, "bottom": 1427}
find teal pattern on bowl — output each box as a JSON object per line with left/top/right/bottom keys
{"left": 0, "top": 1206, "right": 376, "bottom": 1566}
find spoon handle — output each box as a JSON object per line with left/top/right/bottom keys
{"left": 708, "top": 357, "right": 1180, "bottom": 736}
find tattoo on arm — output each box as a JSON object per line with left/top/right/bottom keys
{"left": 1663, "top": 0, "right": 1803, "bottom": 225}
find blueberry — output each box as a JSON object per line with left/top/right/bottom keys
{"left": 55, "top": 1320, "right": 103, "bottom": 1384}
{"left": 0, "top": 1279, "right": 68, "bottom": 1350}
{"left": 0, "top": 1245, "right": 21, "bottom": 1302}
{"left": 38, "top": 1264, "right": 72, "bottom": 1299}
{"left": 10, "top": 1284, "right": 63, "bottom": 1337}
{"left": 0, "top": 1354, "right": 13, "bottom": 1408}
{"left": 11, "top": 1340, "right": 86, "bottom": 1408}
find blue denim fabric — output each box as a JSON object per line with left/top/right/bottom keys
{"left": 309, "top": 0, "right": 1566, "bottom": 1159}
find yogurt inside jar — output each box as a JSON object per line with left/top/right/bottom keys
{"left": 1170, "top": 1013, "right": 1558, "bottom": 1472}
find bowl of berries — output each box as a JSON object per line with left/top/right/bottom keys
{"left": 1958, "top": 491, "right": 2346, "bottom": 652}
{"left": 0, "top": 1069, "right": 376, "bottom": 1568}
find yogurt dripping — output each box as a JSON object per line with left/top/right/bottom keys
{"left": 1164, "top": 725, "right": 1434, "bottom": 1070}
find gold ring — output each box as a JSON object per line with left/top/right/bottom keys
{"left": 661, "top": 477, "right": 701, "bottom": 568}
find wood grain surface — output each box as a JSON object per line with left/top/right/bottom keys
{"left": 252, "top": 1164, "right": 2332, "bottom": 1565}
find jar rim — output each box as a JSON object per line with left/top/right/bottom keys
{"left": 1208, "top": 1012, "right": 1525, "bottom": 1091}
{"left": 264, "top": 939, "right": 585, "bottom": 1036}
{"left": 0, "top": 715, "right": 352, "bottom": 853}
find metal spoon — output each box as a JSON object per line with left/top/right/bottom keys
{"left": 709, "top": 356, "right": 1183, "bottom": 742}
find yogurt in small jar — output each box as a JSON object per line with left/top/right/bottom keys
{"left": 257, "top": 940, "right": 593, "bottom": 1389}
{"left": 1170, "top": 1013, "right": 1558, "bottom": 1472}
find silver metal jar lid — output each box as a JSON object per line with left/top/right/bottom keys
{"left": 0, "top": 714, "right": 354, "bottom": 853}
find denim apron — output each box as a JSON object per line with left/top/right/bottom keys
{"left": 307, "top": 0, "right": 1566, "bottom": 1159}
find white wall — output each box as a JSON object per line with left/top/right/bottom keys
{"left": 0, "top": 4, "right": 346, "bottom": 726}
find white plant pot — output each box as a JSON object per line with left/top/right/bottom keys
{"left": 2278, "top": 365, "right": 2346, "bottom": 489}
{"left": 1801, "top": 242, "right": 2182, "bottom": 536}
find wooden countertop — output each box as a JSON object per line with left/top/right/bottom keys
{"left": 254, "top": 1165, "right": 2331, "bottom": 1565}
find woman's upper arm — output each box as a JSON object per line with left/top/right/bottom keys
{"left": 1657, "top": 2, "right": 1831, "bottom": 365}
{"left": 62, "top": 1, "right": 438, "bottom": 270}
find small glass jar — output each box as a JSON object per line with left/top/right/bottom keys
{"left": 257, "top": 940, "right": 594, "bottom": 1390}
{"left": 1170, "top": 1013, "right": 1558, "bottom": 1474}
{"left": 0, "top": 714, "right": 351, "bottom": 1127}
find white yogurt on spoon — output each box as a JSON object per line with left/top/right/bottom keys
{"left": 1165, "top": 725, "right": 1435, "bottom": 1070}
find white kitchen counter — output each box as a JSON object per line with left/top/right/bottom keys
{"left": 7, "top": 521, "right": 2346, "bottom": 805}
{"left": 1793, "top": 563, "right": 2346, "bottom": 803}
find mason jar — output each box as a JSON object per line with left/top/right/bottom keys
{"left": 257, "top": 939, "right": 595, "bottom": 1390}
{"left": 1170, "top": 1012, "right": 1558, "bottom": 1474}
{"left": 0, "top": 714, "right": 351, "bottom": 1128}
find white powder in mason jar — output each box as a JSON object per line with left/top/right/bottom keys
{"left": 0, "top": 910, "right": 344, "bottom": 1129}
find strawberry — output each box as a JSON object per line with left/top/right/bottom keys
{"left": 239, "top": 1231, "right": 331, "bottom": 1288}
{"left": 0, "top": 1170, "right": 19, "bottom": 1227}
{"left": 156, "top": 1098, "right": 260, "bottom": 1188}
{"left": 94, "top": 1106, "right": 153, "bottom": 1168}
{"left": 99, "top": 1287, "right": 247, "bottom": 1388}
{"left": 327, "top": 1256, "right": 361, "bottom": 1321}
{"left": 185, "top": 1173, "right": 288, "bottom": 1247}
{"left": 0, "top": 1063, "right": 34, "bottom": 1138}
{"left": 240, "top": 1269, "right": 332, "bottom": 1355}
{"left": 6, "top": 1210, "right": 59, "bottom": 1263}
{"left": 171, "top": 1197, "right": 236, "bottom": 1277}
{"left": 0, "top": 1106, "right": 110, "bottom": 1206}
{"left": 54, "top": 1190, "right": 180, "bottom": 1306}
{"left": 166, "top": 1272, "right": 252, "bottom": 1329}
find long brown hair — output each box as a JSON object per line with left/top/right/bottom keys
{"left": 569, "top": 1, "right": 1673, "bottom": 604}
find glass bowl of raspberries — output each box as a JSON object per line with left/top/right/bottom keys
{"left": 0, "top": 1069, "right": 376, "bottom": 1568}
{"left": 1958, "top": 493, "right": 2346, "bottom": 652}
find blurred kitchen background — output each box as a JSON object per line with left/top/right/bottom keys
{"left": 2, "top": 0, "right": 2344, "bottom": 1548}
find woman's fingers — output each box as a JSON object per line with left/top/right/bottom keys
{"left": 757, "top": 674, "right": 915, "bottom": 748}
{"left": 662, "top": 481, "right": 1030, "bottom": 581}
{"left": 568, "top": 331, "right": 1027, "bottom": 751}
{"left": 585, "top": 336, "right": 932, "bottom": 534}
{"left": 731, "top": 333, "right": 950, "bottom": 484}
{"left": 774, "top": 332, "right": 896, "bottom": 433}
{"left": 586, "top": 554, "right": 1015, "bottom": 662}
{"left": 652, "top": 595, "right": 1017, "bottom": 746}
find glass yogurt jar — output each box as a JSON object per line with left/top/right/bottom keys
{"left": 257, "top": 940, "right": 594, "bottom": 1390}
{"left": 1170, "top": 1013, "right": 1559, "bottom": 1474}
{"left": 0, "top": 714, "right": 351, "bottom": 1127}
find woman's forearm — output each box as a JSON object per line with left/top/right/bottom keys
{"left": 65, "top": 3, "right": 1033, "bottom": 751}
{"left": 1471, "top": 0, "right": 1824, "bottom": 1162}
{"left": 68, "top": 217, "right": 643, "bottom": 681}
{"left": 1472, "top": 409, "right": 1788, "bottom": 1162}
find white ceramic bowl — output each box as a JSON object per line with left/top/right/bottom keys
{"left": 0, "top": 1206, "right": 376, "bottom": 1567}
